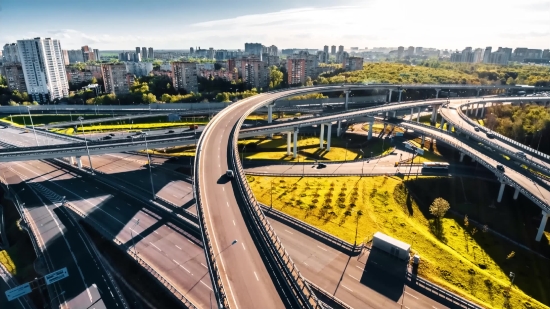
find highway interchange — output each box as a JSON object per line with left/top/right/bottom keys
{"left": 1, "top": 84, "right": 550, "bottom": 309}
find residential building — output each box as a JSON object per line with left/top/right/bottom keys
{"left": 83, "top": 51, "right": 96, "bottom": 62}
{"left": 338, "top": 45, "right": 344, "bottom": 53}
{"left": 341, "top": 51, "right": 349, "bottom": 69}
{"left": 245, "top": 43, "right": 263, "bottom": 56}
{"left": 17, "top": 37, "right": 69, "bottom": 103}
{"left": 323, "top": 45, "right": 329, "bottom": 54}
{"left": 66, "top": 66, "right": 94, "bottom": 84}
{"left": 263, "top": 54, "right": 280, "bottom": 67}
{"left": 215, "top": 49, "right": 229, "bottom": 60}
{"left": 461, "top": 47, "right": 473, "bottom": 63}
{"left": 135, "top": 47, "right": 140, "bottom": 55}
{"left": 85, "top": 65, "right": 103, "bottom": 79}
{"left": 101, "top": 63, "right": 131, "bottom": 95}
{"left": 171, "top": 61, "right": 198, "bottom": 93}
{"left": 488, "top": 49, "right": 510, "bottom": 65}
{"left": 62, "top": 50, "right": 70, "bottom": 65}
{"left": 148, "top": 47, "right": 154, "bottom": 59}
{"left": 289, "top": 51, "right": 318, "bottom": 79}
{"left": 347, "top": 56, "right": 364, "bottom": 71}
{"left": 190, "top": 47, "right": 195, "bottom": 55}
{"left": 397, "top": 46, "right": 404, "bottom": 59}
{"left": 473, "top": 48, "right": 484, "bottom": 63}
{"left": 264, "top": 45, "right": 278, "bottom": 56}
{"left": 93, "top": 49, "right": 100, "bottom": 60}
{"left": 482, "top": 47, "right": 492, "bottom": 63}
{"left": 1, "top": 63, "right": 27, "bottom": 92}
{"left": 318, "top": 51, "right": 329, "bottom": 64}
{"left": 126, "top": 62, "right": 153, "bottom": 77}
{"left": 415, "top": 47, "right": 423, "bottom": 55}
{"left": 287, "top": 58, "right": 306, "bottom": 85}
{"left": 331, "top": 45, "right": 336, "bottom": 55}
{"left": 450, "top": 52, "right": 462, "bottom": 62}
{"left": 240, "top": 57, "right": 269, "bottom": 89}
{"left": 227, "top": 59, "right": 236, "bottom": 72}
{"left": 2, "top": 43, "right": 20, "bottom": 63}
{"left": 407, "top": 46, "right": 415, "bottom": 57}
{"left": 141, "top": 47, "right": 148, "bottom": 59}
{"left": 207, "top": 48, "right": 215, "bottom": 60}
{"left": 543, "top": 49, "right": 550, "bottom": 59}
{"left": 67, "top": 49, "right": 84, "bottom": 63}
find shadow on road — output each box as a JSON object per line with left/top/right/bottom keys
{"left": 359, "top": 247, "right": 407, "bottom": 302}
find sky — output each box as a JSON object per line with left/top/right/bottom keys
{"left": 1, "top": 0, "right": 549, "bottom": 51}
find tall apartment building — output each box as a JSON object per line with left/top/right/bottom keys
{"left": 17, "top": 37, "right": 69, "bottom": 103}
{"left": 407, "top": 46, "right": 415, "bottom": 57}
{"left": 323, "top": 45, "right": 329, "bottom": 54}
{"left": 338, "top": 45, "right": 344, "bottom": 53}
{"left": 473, "top": 48, "right": 484, "bottom": 63}
{"left": 318, "top": 51, "right": 329, "bottom": 63}
{"left": 62, "top": 50, "right": 70, "bottom": 65}
{"left": 2, "top": 43, "right": 20, "bottom": 63}
{"left": 66, "top": 66, "right": 95, "bottom": 84}
{"left": 1, "top": 63, "right": 27, "bottom": 92}
{"left": 171, "top": 61, "right": 198, "bottom": 93}
{"left": 263, "top": 45, "right": 278, "bottom": 56}
{"left": 482, "top": 47, "right": 492, "bottom": 63}
{"left": 543, "top": 50, "right": 550, "bottom": 59}
{"left": 289, "top": 51, "right": 318, "bottom": 79}
{"left": 341, "top": 52, "right": 349, "bottom": 69}
{"left": 81, "top": 45, "right": 96, "bottom": 61}
{"left": 397, "top": 46, "right": 404, "bottom": 59}
{"left": 135, "top": 47, "right": 140, "bottom": 55}
{"left": 148, "top": 47, "right": 154, "bottom": 59}
{"left": 331, "top": 45, "right": 336, "bottom": 55}
{"left": 415, "top": 47, "right": 423, "bottom": 55}
{"left": 347, "top": 57, "right": 364, "bottom": 71}
{"left": 287, "top": 58, "right": 306, "bottom": 85}
{"left": 126, "top": 62, "right": 154, "bottom": 77}
{"left": 141, "top": 47, "right": 148, "bottom": 59}
{"left": 262, "top": 54, "right": 280, "bottom": 67}
{"left": 101, "top": 63, "right": 131, "bottom": 95}
{"left": 245, "top": 43, "right": 263, "bottom": 57}
{"left": 93, "top": 49, "right": 100, "bottom": 60}
{"left": 240, "top": 57, "right": 269, "bottom": 89}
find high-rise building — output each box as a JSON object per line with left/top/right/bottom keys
{"left": 148, "top": 47, "right": 154, "bottom": 59}
{"left": 240, "top": 57, "right": 269, "bottom": 89}
{"left": 93, "top": 49, "right": 100, "bottom": 61}
{"left": 263, "top": 54, "right": 280, "bottom": 67}
{"left": 126, "top": 62, "right": 153, "bottom": 77}
{"left": 287, "top": 58, "right": 306, "bottom": 85}
{"left": 461, "top": 47, "right": 473, "bottom": 63}
{"left": 415, "top": 47, "right": 423, "bottom": 55}
{"left": 450, "top": 52, "right": 462, "bottom": 62}
{"left": 347, "top": 57, "right": 364, "bottom": 71}
{"left": 338, "top": 45, "right": 344, "bottom": 53}
{"left": 323, "top": 45, "right": 329, "bottom": 54}
{"left": 171, "top": 61, "right": 198, "bottom": 93}
{"left": 482, "top": 47, "right": 492, "bottom": 63}
{"left": 141, "top": 47, "right": 147, "bottom": 60}
{"left": 83, "top": 51, "right": 96, "bottom": 62}
{"left": 331, "top": 45, "right": 336, "bottom": 55}
{"left": 62, "top": 50, "right": 70, "bottom": 65}
{"left": 397, "top": 46, "right": 404, "bottom": 59}
{"left": 101, "top": 63, "right": 131, "bottom": 95}
{"left": 190, "top": 47, "right": 195, "bottom": 55}
{"left": 341, "top": 51, "right": 349, "bottom": 69}
{"left": 132, "top": 52, "right": 141, "bottom": 62}
{"left": 245, "top": 43, "right": 263, "bottom": 56}
{"left": 318, "top": 51, "right": 329, "bottom": 64}
{"left": 135, "top": 47, "right": 141, "bottom": 55}
{"left": 17, "top": 37, "right": 69, "bottom": 103}
{"left": 473, "top": 48, "right": 484, "bottom": 63}
{"left": 264, "top": 45, "right": 278, "bottom": 56}
{"left": 207, "top": 48, "right": 215, "bottom": 60}
{"left": 543, "top": 49, "right": 550, "bottom": 59}
{"left": 67, "top": 50, "right": 85, "bottom": 63}
{"left": 2, "top": 43, "right": 20, "bottom": 63}
{"left": 1, "top": 63, "right": 27, "bottom": 93}
{"left": 407, "top": 46, "right": 415, "bottom": 57}
{"left": 288, "top": 51, "right": 318, "bottom": 81}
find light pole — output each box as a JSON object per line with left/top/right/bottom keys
{"left": 130, "top": 218, "right": 140, "bottom": 256}
{"left": 270, "top": 179, "right": 274, "bottom": 208}
{"left": 26, "top": 107, "right": 39, "bottom": 146}
{"left": 359, "top": 149, "right": 365, "bottom": 175}
{"left": 78, "top": 116, "right": 95, "bottom": 175}
{"left": 141, "top": 133, "right": 156, "bottom": 200}
{"left": 509, "top": 272, "right": 515, "bottom": 288}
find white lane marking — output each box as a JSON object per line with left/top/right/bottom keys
{"left": 200, "top": 263, "right": 207, "bottom": 268}
{"left": 154, "top": 231, "right": 159, "bottom": 235}
{"left": 226, "top": 202, "right": 229, "bottom": 207}
{"left": 303, "top": 262, "right": 309, "bottom": 266}
{"left": 233, "top": 220, "right": 235, "bottom": 226}
{"left": 342, "top": 285, "right": 353, "bottom": 292}
{"left": 149, "top": 242, "right": 161, "bottom": 251}
{"left": 254, "top": 271, "right": 259, "bottom": 281}
{"left": 348, "top": 274, "right": 359, "bottom": 281}
{"left": 405, "top": 291, "right": 419, "bottom": 299}
{"left": 285, "top": 230, "right": 293, "bottom": 234}
{"left": 222, "top": 187, "right": 225, "bottom": 191}
{"left": 356, "top": 266, "right": 364, "bottom": 271}
{"left": 241, "top": 243, "right": 246, "bottom": 250}
{"left": 187, "top": 239, "right": 193, "bottom": 244}
{"left": 173, "top": 259, "right": 180, "bottom": 265}
{"left": 175, "top": 245, "right": 181, "bottom": 250}
{"left": 317, "top": 245, "right": 327, "bottom": 251}
{"left": 180, "top": 265, "right": 190, "bottom": 273}
{"left": 201, "top": 281, "right": 212, "bottom": 291}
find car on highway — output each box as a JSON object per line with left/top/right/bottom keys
{"left": 317, "top": 163, "right": 327, "bottom": 169}
{"left": 496, "top": 164, "right": 505, "bottom": 172}
{"left": 226, "top": 170, "right": 235, "bottom": 178}
{"left": 474, "top": 126, "right": 480, "bottom": 132}
{"left": 167, "top": 130, "right": 175, "bottom": 133}
{"left": 516, "top": 151, "right": 526, "bottom": 158}
{"left": 486, "top": 132, "right": 495, "bottom": 138}
{"left": 109, "top": 133, "right": 115, "bottom": 136}
{"left": 104, "top": 135, "right": 112, "bottom": 140}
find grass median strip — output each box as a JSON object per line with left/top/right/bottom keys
{"left": 249, "top": 175, "right": 550, "bottom": 309}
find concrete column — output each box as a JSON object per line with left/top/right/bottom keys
{"left": 326, "top": 124, "right": 332, "bottom": 151}
{"left": 448, "top": 124, "right": 453, "bottom": 132}
{"left": 70, "top": 157, "right": 75, "bottom": 166}
{"left": 431, "top": 105, "right": 438, "bottom": 123}
{"left": 497, "top": 181, "right": 506, "bottom": 203}
{"left": 385, "top": 111, "right": 389, "bottom": 118}
{"left": 319, "top": 124, "right": 325, "bottom": 149}
{"left": 480, "top": 103, "right": 487, "bottom": 118}
{"left": 421, "top": 135, "right": 425, "bottom": 146}
{"left": 293, "top": 129, "right": 299, "bottom": 158}
{"left": 345, "top": 91, "right": 350, "bottom": 111}
{"left": 387, "top": 89, "right": 393, "bottom": 102}
{"left": 398, "top": 90, "right": 403, "bottom": 102}
{"left": 440, "top": 118, "right": 445, "bottom": 130}
{"left": 475, "top": 103, "right": 480, "bottom": 117}
{"left": 287, "top": 132, "right": 291, "bottom": 155}
{"left": 536, "top": 211, "right": 549, "bottom": 241}
{"left": 513, "top": 188, "right": 520, "bottom": 200}
{"left": 392, "top": 111, "right": 396, "bottom": 118}
{"left": 337, "top": 120, "right": 342, "bottom": 137}
{"left": 267, "top": 105, "right": 273, "bottom": 123}
{"left": 368, "top": 120, "right": 374, "bottom": 140}
{"left": 435, "top": 89, "right": 441, "bottom": 99}
{"left": 477, "top": 89, "right": 481, "bottom": 97}
{"left": 410, "top": 108, "right": 414, "bottom": 120}
{"left": 459, "top": 152, "right": 465, "bottom": 162}
{"left": 76, "top": 156, "right": 83, "bottom": 169}
{"left": 417, "top": 107, "right": 421, "bottom": 123}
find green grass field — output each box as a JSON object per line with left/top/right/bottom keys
{"left": 248, "top": 176, "right": 550, "bottom": 309}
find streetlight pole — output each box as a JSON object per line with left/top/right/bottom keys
{"left": 26, "top": 107, "right": 39, "bottom": 146}
{"left": 78, "top": 117, "right": 95, "bottom": 175}
{"left": 359, "top": 149, "right": 365, "bottom": 175}
{"left": 270, "top": 179, "right": 273, "bottom": 208}
{"left": 141, "top": 133, "right": 156, "bottom": 200}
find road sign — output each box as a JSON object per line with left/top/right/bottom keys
{"left": 5, "top": 283, "right": 32, "bottom": 301}
{"left": 45, "top": 267, "right": 69, "bottom": 285}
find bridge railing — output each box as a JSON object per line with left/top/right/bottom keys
{"left": 455, "top": 100, "right": 550, "bottom": 162}
{"left": 397, "top": 119, "right": 550, "bottom": 213}
{"left": 192, "top": 118, "right": 230, "bottom": 308}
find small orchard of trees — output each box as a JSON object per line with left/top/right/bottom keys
{"left": 429, "top": 197, "right": 450, "bottom": 219}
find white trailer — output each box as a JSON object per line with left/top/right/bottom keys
{"left": 372, "top": 232, "right": 411, "bottom": 261}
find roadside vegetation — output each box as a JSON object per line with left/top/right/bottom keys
{"left": 1, "top": 114, "right": 112, "bottom": 126}
{"left": 248, "top": 175, "right": 550, "bottom": 309}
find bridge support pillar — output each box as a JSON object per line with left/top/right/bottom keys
{"left": 286, "top": 132, "right": 291, "bottom": 156}
{"left": 410, "top": 108, "right": 414, "bottom": 120}
{"left": 76, "top": 156, "right": 83, "bottom": 169}
{"left": 293, "top": 128, "right": 299, "bottom": 158}
{"left": 448, "top": 124, "right": 453, "bottom": 132}
{"left": 392, "top": 111, "right": 396, "bottom": 118}
{"left": 417, "top": 107, "right": 421, "bottom": 123}
{"left": 440, "top": 118, "right": 445, "bottom": 130}
{"left": 435, "top": 89, "right": 441, "bottom": 99}
{"left": 513, "top": 188, "right": 520, "bottom": 200}
{"left": 398, "top": 89, "right": 403, "bottom": 102}
{"left": 326, "top": 124, "right": 332, "bottom": 151}
{"left": 421, "top": 135, "right": 425, "bottom": 146}
{"left": 337, "top": 120, "right": 342, "bottom": 137}
{"left": 368, "top": 119, "right": 374, "bottom": 140}
{"left": 480, "top": 103, "right": 487, "bottom": 118}
{"left": 70, "top": 157, "right": 75, "bottom": 166}
{"left": 387, "top": 89, "right": 393, "bottom": 103}
{"left": 497, "top": 181, "right": 506, "bottom": 203}
{"left": 475, "top": 103, "right": 480, "bottom": 117}
{"left": 459, "top": 152, "right": 465, "bottom": 162}
{"left": 536, "top": 211, "right": 550, "bottom": 242}
{"left": 477, "top": 89, "right": 481, "bottom": 97}
{"left": 319, "top": 124, "right": 325, "bottom": 149}
{"left": 345, "top": 91, "right": 350, "bottom": 111}
{"left": 431, "top": 105, "right": 438, "bottom": 124}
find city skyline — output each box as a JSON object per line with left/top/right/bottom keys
{"left": 1, "top": 0, "right": 549, "bottom": 50}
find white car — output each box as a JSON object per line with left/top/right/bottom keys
{"left": 226, "top": 170, "right": 235, "bottom": 178}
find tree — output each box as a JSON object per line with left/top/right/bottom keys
{"left": 91, "top": 77, "right": 98, "bottom": 84}
{"left": 305, "top": 76, "right": 313, "bottom": 86}
{"left": 142, "top": 93, "right": 157, "bottom": 103}
{"left": 429, "top": 197, "right": 450, "bottom": 219}
{"left": 269, "top": 66, "right": 283, "bottom": 89}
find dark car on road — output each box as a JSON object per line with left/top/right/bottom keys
{"left": 496, "top": 164, "right": 505, "bottom": 172}
{"left": 317, "top": 163, "right": 327, "bottom": 169}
